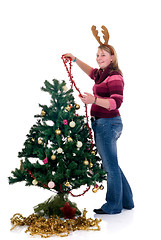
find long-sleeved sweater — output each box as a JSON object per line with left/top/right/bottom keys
{"left": 89, "top": 65, "right": 124, "bottom": 118}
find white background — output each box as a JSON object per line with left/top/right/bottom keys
{"left": 1, "top": 0, "right": 161, "bottom": 239}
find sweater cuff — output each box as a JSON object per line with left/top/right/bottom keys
{"left": 108, "top": 98, "right": 117, "bottom": 111}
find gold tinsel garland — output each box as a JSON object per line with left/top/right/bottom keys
{"left": 10, "top": 209, "right": 101, "bottom": 238}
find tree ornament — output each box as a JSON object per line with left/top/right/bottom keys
{"left": 48, "top": 180, "right": 56, "bottom": 189}
{"left": 60, "top": 202, "right": 76, "bottom": 219}
{"left": 51, "top": 154, "right": 56, "bottom": 160}
{"left": 43, "top": 157, "right": 48, "bottom": 164}
{"left": 62, "top": 85, "right": 68, "bottom": 92}
{"left": 76, "top": 141, "right": 83, "bottom": 148}
{"left": 91, "top": 150, "right": 96, "bottom": 155}
{"left": 47, "top": 141, "right": 53, "bottom": 148}
{"left": 67, "top": 136, "right": 73, "bottom": 142}
{"left": 32, "top": 138, "right": 35, "bottom": 142}
{"left": 92, "top": 187, "right": 98, "bottom": 193}
{"left": 66, "top": 105, "right": 72, "bottom": 111}
{"left": 41, "top": 109, "right": 46, "bottom": 117}
{"left": 32, "top": 179, "right": 38, "bottom": 185}
{"left": 20, "top": 160, "right": 24, "bottom": 171}
{"left": 75, "top": 104, "right": 80, "bottom": 110}
{"left": 99, "top": 184, "right": 104, "bottom": 190}
{"left": 63, "top": 119, "right": 68, "bottom": 125}
{"left": 69, "top": 120, "right": 76, "bottom": 128}
{"left": 84, "top": 159, "right": 89, "bottom": 166}
{"left": 55, "top": 128, "right": 61, "bottom": 135}
{"left": 88, "top": 170, "right": 93, "bottom": 175}
{"left": 57, "top": 147, "right": 63, "bottom": 154}
{"left": 65, "top": 181, "right": 70, "bottom": 187}
{"left": 38, "top": 138, "right": 43, "bottom": 145}
{"left": 46, "top": 120, "right": 54, "bottom": 126}
{"left": 89, "top": 162, "right": 93, "bottom": 168}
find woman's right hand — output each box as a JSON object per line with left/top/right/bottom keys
{"left": 63, "top": 53, "right": 75, "bottom": 62}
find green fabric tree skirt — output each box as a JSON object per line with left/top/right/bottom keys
{"left": 34, "top": 193, "right": 81, "bottom": 218}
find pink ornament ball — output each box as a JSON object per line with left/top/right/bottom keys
{"left": 63, "top": 119, "right": 68, "bottom": 125}
{"left": 48, "top": 181, "right": 56, "bottom": 189}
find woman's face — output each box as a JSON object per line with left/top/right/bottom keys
{"left": 96, "top": 48, "right": 113, "bottom": 69}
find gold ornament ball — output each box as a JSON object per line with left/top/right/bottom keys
{"left": 69, "top": 120, "right": 76, "bottom": 128}
{"left": 91, "top": 150, "right": 96, "bottom": 155}
{"left": 51, "top": 154, "right": 56, "bottom": 160}
{"left": 55, "top": 128, "right": 61, "bottom": 135}
{"left": 67, "top": 136, "right": 73, "bottom": 142}
{"left": 38, "top": 138, "right": 43, "bottom": 144}
{"left": 84, "top": 159, "right": 89, "bottom": 165}
{"left": 65, "top": 181, "right": 70, "bottom": 187}
{"left": 92, "top": 187, "right": 98, "bottom": 193}
{"left": 41, "top": 109, "right": 46, "bottom": 116}
{"left": 75, "top": 104, "right": 80, "bottom": 110}
{"left": 99, "top": 184, "right": 104, "bottom": 190}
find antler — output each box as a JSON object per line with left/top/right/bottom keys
{"left": 101, "top": 25, "right": 110, "bottom": 45}
{"left": 91, "top": 25, "right": 103, "bottom": 45}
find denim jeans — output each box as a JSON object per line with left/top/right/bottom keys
{"left": 92, "top": 116, "right": 134, "bottom": 214}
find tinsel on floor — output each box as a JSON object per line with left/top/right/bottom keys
{"left": 10, "top": 209, "right": 101, "bottom": 238}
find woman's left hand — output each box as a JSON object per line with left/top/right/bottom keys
{"left": 79, "top": 92, "right": 95, "bottom": 105}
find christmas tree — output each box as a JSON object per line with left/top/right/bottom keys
{"left": 9, "top": 79, "right": 106, "bottom": 217}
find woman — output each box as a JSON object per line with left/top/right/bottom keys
{"left": 63, "top": 29, "right": 134, "bottom": 214}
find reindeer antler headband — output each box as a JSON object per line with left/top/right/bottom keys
{"left": 91, "top": 25, "right": 114, "bottom": 55}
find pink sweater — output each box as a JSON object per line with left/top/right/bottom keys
{"left": 89, "top": 67, "right": 124, "bottom": 118}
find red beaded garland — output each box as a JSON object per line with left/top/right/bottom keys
{"left": 61, "top": 55, "right": 93, "bottom": 148}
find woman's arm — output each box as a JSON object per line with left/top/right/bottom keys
{"left": 80, "top": 93, "right": 110, "bottom": 109}
{"left": 80, "top": 74, "right": 124, "bottom": 110}
{"left": 63, "top": 53, "right": 93, "bottom": 76}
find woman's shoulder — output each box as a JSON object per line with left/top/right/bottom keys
{"left": 105, "top": 71, "right": 124, "bottom": 85}
{"left": 109, "top": 70, "right": 123, "bottom": 77}
{"left": 89, "top": 68, "right": 99, "bottom": 80}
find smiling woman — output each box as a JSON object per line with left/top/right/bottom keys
{"left": 96, "top": 48, "right": 113, "bottom": 69}
{"left": 63, "top": 25, "right": 134, "bottom": 215}
{"left": 97, "top": 44, "right": 122, "bottom": 75}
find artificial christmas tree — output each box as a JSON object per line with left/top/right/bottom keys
{"left": 9, "top": 79, "right": 106, "bottom": 218}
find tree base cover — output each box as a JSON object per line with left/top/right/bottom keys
{"left": 34, "top": 193, "right": 81, "bottom": 218}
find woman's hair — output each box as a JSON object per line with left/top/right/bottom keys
{"left": 98, "top": 44, "right": 123, "bottom": 76}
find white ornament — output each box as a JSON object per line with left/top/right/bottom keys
{"left": 48, "top": 181, "right": 56, "bottom": 189}
{"left": 45, "top": 120, "right": 54, "bottom": 126}
{"left": 32, "top": 179, "right": 38, "bottom": 185}
{"left": 69, "top": 120, "right": 76, "bottom": 128}
{"left": 47, "top": 140, "right": 53, "bottom": 148}
{"left": 62, "top": 85, "right": 68, "bottom": 92}
{"left": 76, "top": 141, "right": 83, "bottom": 148}
{"left": 57, "top": 147, "right": 63, "bottom": 154}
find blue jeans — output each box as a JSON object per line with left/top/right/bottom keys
{"left": 92, "top": 116, "right": 134, "bottom": 214}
